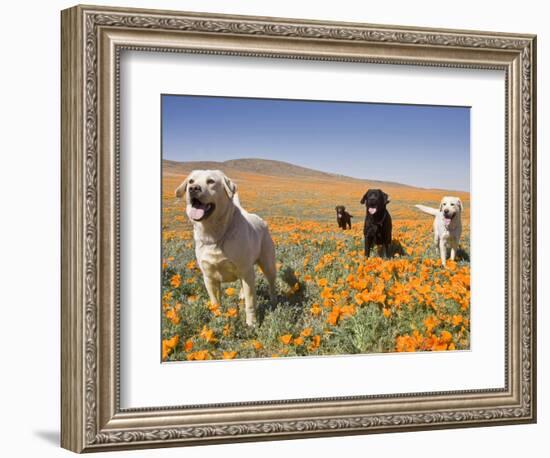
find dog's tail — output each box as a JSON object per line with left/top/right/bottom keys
{"left": 414, "top": 204, "right": 439, "bottom": 216}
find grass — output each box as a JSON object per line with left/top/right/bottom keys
{"left": 161, "top": 168, "right": 470, "bottom": 362}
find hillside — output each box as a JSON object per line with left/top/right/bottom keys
{"left": 163, "top": 158, "right": 414, "bottom": 189}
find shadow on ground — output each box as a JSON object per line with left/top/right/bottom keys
{"left": 388, "top": 239, "right": 406, "bottom": 257}
{"left": 456, "top": 247, "right": 470, "bottom": 262}
{"left": 257, "top": 266, "right": 305, "bottom": 324}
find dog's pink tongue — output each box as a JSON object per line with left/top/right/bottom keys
{"left": 444, "top": 217, "right": 451, "bottom": 226}
{"left": 188, "top": 206, "right": 205, "bottom": 220}
{"left": 368, "top": 208, "right": 377, "bottom": 215}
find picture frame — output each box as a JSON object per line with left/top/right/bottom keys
{"left": 61, "top": 4, "right": 537, "bottom": 453}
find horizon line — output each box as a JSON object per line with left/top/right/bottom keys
{"left": 162, "top": 157, "right": 470, "bottom": 194}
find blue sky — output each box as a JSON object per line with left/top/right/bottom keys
{"left": 162, "top": 95, "right": 470, "bottom": 191}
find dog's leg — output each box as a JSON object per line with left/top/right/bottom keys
{"left": 259, "top": 262, "right": 277, "bottom": 304}
{"left": 450, "top": 239, "right": 458, "bottom": 261}
{"left": 439, "top": 239, "right": 447, "bottom": 267}
{"left": 204, "top": 277, "right": 221, "bottom": 306}
{"left": 259, "top": 235, "right": 277, "bottom": 304}
{"left": 239, "top": 280, "right": 245, "bottom": 299}
{"left": 364, "top": 238, "right": 372, "bottom": 258}
{"left": 238, "top": 279, "right": 245, "bottom": 310}
{"left": 241, "top": 269, "right": 257, "bottom": 326}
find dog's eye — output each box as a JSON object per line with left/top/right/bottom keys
{"left": 206, "top": 178, "right": 215, "bottom": 185}
{"left": 450, "top": 203, "right": 455, "bottom": 206}
{"left": 189, "top": 179, "right": 194, "bottom": 184}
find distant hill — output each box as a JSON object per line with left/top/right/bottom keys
{"left": 163, "top": 158, "right": 414, "bottom": 189}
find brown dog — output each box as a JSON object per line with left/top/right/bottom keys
{"left": 335, "top": 205, "right": 352, "bottom": 230}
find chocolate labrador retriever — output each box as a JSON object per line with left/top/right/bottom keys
{"left": 335, "top": 205, "right": 353, "bottom": 230}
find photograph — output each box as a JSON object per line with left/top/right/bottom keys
{"left": 161, "top": 95, "right": 471, "bottom": 362}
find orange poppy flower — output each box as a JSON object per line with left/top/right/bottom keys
{"left": 187, "top": 350, "right": 210, "bottom": 361}
{"left": 309, "top": 335, "right": 321, "bottom": 351}
{"left": 293, "top": 336, "right": 305, "bottom": 346}
{"left": 170, "top": 274, "right": 181, "bottom": 288}
{"left": 225, "top": 307, "right": 238, "bottom": 318}
{"left": 165, "top": 308, "right": 180, "bottom": 325}
{"left": 279, "top": 334, "right": 292, "bottom": 345}
{"left": 184, "top": 339, "right": 193, "bottom": 352}
{"left": 162, "top": 335, "right": 179, "bottom": 360}
{"left": 251, "top": 340, "right": 263, "bottom": 350}
{"left": 200, "top": 326, "right": 217, "bottom": 344}
{"left": 452, "top": 315, "right": 463, "bottom": 326}
{"left": 310, "top": 304, "right": 322, "bottom": 316}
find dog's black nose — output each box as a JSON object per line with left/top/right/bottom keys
{"left": 189, "top": 184, "right": 202, "bottom": 194}
{"left": 443, "top": 209, "right": 449, "bottom": 215}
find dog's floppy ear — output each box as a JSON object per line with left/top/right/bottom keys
{"left": 360, "top": 192, "right": 368, "bottom": 204}
{"left": 383, "top": 192, "right": 390, "bottom": 205}
{"left": 175, "top": 176, "right": 189, "bottom": 198}
{"left": 456, "top": 198, "right": 463, "bottom": 211}
{"left": 439, "top": 199, "right": 445, "bottom": 212}
{"left": 221, "top": 173, "right": 237, "bottom": 200}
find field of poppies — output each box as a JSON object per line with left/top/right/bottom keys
{"left": 161, "top": 162, "right": 470, "bottom": 362}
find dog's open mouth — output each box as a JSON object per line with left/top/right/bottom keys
{"left": 188, "top": 198, "right": 215, "bottom": 221}
{"left": 444, "top": 213, "right": 455, "bottom": 227}
{"left": 368, "top": 207, "right": 377, "bottom": 215}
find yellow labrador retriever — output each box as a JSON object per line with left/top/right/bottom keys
{"left": 176, "top": 170, "right": 276, "bottom": 326}
{"left": 415, "top": 196, "right": 463, "bottom": 267}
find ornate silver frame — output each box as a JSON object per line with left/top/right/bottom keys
{"left": 61, "top": 4, "right": 537, "bottom": 453}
